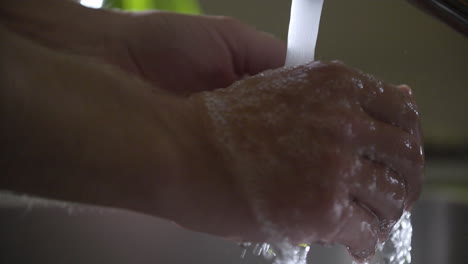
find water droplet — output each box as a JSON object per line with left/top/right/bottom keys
{"left": 352, "top": 78, "right": 364, "bottom": 89}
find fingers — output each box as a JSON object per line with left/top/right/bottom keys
{"left": 355, "top": 116, "right": 421, "bottom": 173}
{"left": 354, "top": 114, "right": 424, "bottom": 209}
{"left": 356, "top": 77, "right": 421, "bottom": 142}
{"left": 299, "top": 62, "right": 424, "bottom": 209}
{"left": 334, "top": 200, "right": 379, "bottom": 261}
{"left": 215, "top": 17, "right": 287, "bottom": 76}
{"left": 349, "top": 158, "right": 406, "bottom": 240}
{"left": 307, "top": 62, "right": 421, "bottom": 145}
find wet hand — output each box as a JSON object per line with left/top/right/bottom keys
{"left": 194, "top": 61, "right": 424, "bottom": 261}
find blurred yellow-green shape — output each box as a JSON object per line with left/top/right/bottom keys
{"left": 107, "top": 0, "right": 201, "bottom": 14}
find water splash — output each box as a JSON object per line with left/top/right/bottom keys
{"left": 353, "top": 211, "right": 413, "bottom": 264}
{"left": 271, "top": 242, "right": 310, "bottom": 264}
{"left": 240, "top": 241, "right": 310, "bottom": 264}
{"left": 240, "top": 211, "right": 412, "bottom": 264}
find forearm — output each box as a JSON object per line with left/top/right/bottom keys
{"left": 0, "top": 24, "right": 252, "bottom": 238}
{"left": 0, "top": 25, "right": 196, "bottom": 214}
{"left": 1, "top": 25, "right": 160, "bottom": 210}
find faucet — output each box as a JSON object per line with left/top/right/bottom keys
{"left": 408, "top": 0, "right": 468, "bottom": 36}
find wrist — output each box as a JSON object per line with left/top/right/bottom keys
{"left": 151, "top": 94, "right": 255, "bottom": 238}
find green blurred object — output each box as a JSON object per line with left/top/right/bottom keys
{"left": 106, "top": 0, "right": 201, "bottom": 14}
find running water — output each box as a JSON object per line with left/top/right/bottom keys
{"left": 357, "top": 211, "right": 413, "bottom": 264}
{"left": 285, "top": 0, "right": 324, "bottom": 66}
{"left": 240, "top": 241, "right": 310, "bottom": 264}
{"left": 239, "top": 211, "right": 412, "bottom": 264}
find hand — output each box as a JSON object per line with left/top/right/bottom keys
{"left": 191, "top": 61, "right": 424, "bottom": 261}
{"left": 0, "top": 0, "right": 286, "bottom": 94}
{"left": 113, "top": 12, "right": 286, "bottom": 94}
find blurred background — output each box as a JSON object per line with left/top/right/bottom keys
{"left": 1, "top": 0, "right": 467, "bottom": 263}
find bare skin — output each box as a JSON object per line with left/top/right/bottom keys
{"left": 0, "top": 0, "right": 424, "bottom": 262}
{"left": 192, "top": 63, "right": 424, "bottom": 259}
{"left": 0, "top": 0, "right": 286, "bottom": 94}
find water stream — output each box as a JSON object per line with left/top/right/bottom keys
{"left": 240, "top": 211, "right": 412, "bottom": 264}
{"left": 361, "top": 211, "right": 413, "bottom": 264}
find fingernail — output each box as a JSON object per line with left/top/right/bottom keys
{"left": 397, "top": 84, "right": 413, "bottom": 96}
